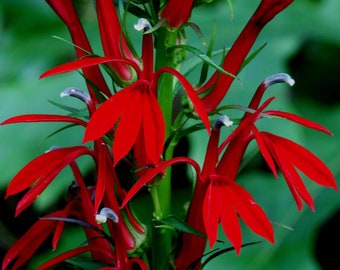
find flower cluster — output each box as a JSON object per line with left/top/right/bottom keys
{"left": 1, "top": 0, "right": 337, "bottom": 270}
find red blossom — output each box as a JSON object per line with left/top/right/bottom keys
{"left": 5, "top": 146, "right": 94, "bottom": 216}
{"left": 2, "top": 211, "right": 65, "bottom": 270}
{"left": 83, "top": 80, "right": 165, "bottom": 166}
{"left": 203, "top": 176, "right": 274, "bottom": 253}
{"left": 198, "top": 0, "right": 294, "bottom": 112}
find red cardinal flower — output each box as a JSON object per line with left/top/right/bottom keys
{"left": 198, "top": 0, "right": 294, "bottom": 112}
{"left": 176, "top": 73, "right": 337, "bottom": 269}
{"left": 203, "top": 175, "right": 274, "bottom": 253}
{"left": 41, "top": 20, "right": 210, "bottom": 167}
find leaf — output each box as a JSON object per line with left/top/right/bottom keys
{"left": 38, "top": 246, "right": 113, "bottom": 270}
{"left": 239, "top": 43, "right": 267, "bottom": 73}
{"left": 201, "top": 242, "right": 261, "bottom": 269}
{"left": 170, "top": 44, "right": 237, "bottom": 79}
{"left": 156, "top": 216, "right": 206, "bottom": 238}
{"left": 198, "top": 22, "right": 216, "bottom": 86}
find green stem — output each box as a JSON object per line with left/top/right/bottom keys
{"left": 149, "top": 27, "right": 178, "bottom": 270}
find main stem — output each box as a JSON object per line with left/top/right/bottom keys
{"left": 150, "top": 27, "right": 178, "bottom": 270}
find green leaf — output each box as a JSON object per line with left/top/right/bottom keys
{"left": 198, "top": 21, "right": 216, "bottom": 86}
{"left": 155, "top": 215, "right": 206, "bottom": 238}
{"left": 239, "top": 42, "right": 267, "bottom": 73}
{"left": 48, "top": 100, "right": 79, "bottom": 113}
{"left": 226, "top": 0, "right": 234, "bottom": 20}
{"left": 171, "top": 44, "right": 237, "bottom": 79}
{"left": 201, "top": 241, "right": 261, "bottom": 269}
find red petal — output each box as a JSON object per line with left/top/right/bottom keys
{"left": 121, "top": 157, "right": 200, "bottom": 208}
{"left": 201, "top": 127, "right": 220, "bottom": 178}
{"left": 40, "top": 56, "right": 140, "bottom": 79}
{"left": 219, "top": 184, "right": 242, "bottom": 254}
{"left": 112, "top": 90, "right": 142, "bottom": 166}
{"left": 251, "top": 125, "right": 278, "bottom": 178}
{"left": 263, "top": 134, "right": 315, "bottom": 210}
{"left": 142, "top": 93, "right": 165, "bottom": 164}
{"left": 6, "top": 147, "right": 92, "bottom": 216}
{"left": 1, "top": 114, "right": 87, "bottom": 127}
{"left": 265, "top": 133, "right": 337, "bottom": 190}
{"left": 6, "top": 146, "right": 90, "bottom": 197}
{"left": 2, "top": 211, "right": 62, "bottom": 270}
{"left": 52, "top": 202, "right": 74, "bottom": 250}
{"left": 203, "top": 182, "right": 220, "bottom": 248}
{"left": 218, "top": 97, "right": 275, "bottom": 153}
{"left": 226, "top": 181, "right": 274, "bottom": 244}
{"left": 264, "top": 110, "right": 332, "bottom": 135}
{"left": 83, "top": 86, "right": 131, "bottom": 143}
{"left": 94, "top": 144, "right": 111, "bottom": 213}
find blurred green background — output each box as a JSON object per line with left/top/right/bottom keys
{"left": 0, "top": 0, "right": 339, "bottom": 269}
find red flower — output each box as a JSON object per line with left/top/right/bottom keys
{"left": 176, "top": 73, "right": 337, "bottom": 269}
{"left": 198, "top": 0, "right": 294, "bottom": 112}
{"left": 160, "top": 0, "right": 195, "bottom": 29}
{"left": 203, "top": 175, "right": 274, "bottom": 253}
{"left": 41, "top": 26, "right": 210, "bottom": 167}
{"left": 84, "top": 80, "right": 165, "bottom": 166}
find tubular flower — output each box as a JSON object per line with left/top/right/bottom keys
{"left": 176, "top": 74, "right": 337, "bottom": 269}
{"left": 198, "top": 0, "right": 294, "bottom": 112}
{"left": 160, "top": 0, "right": 195, "bottom": 29}
{"left": 2, "top": 1, "right": 337, "bottom": 270}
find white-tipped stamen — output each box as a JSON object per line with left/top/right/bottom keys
{"left": 134, "top": 18, "right": 152, "bottom": 32}
{"left": 263, "top": 73, "right": 295, "bottom": 88}
{"left": 95, "top": 207, "right": 119, "bottom": 224}
{"left": 213, "top": 115, "right": 233, "bottom": 129}
{"left": 61, "top": 87, "right": 91, "bottom": 104}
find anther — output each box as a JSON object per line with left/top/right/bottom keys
{"left": 263, "top": 73, "right": 295, "bottom": 88}
{"left": 95, "top": 207, "right": 119, "bottom": 224}
{"left": 134, "top": 18, "right": 152, "bottom": 32}
{"left": 61, "top": 87, "right": 91, "bottom": 104}
{"left": 213, "top": 115, "right": 233, "bottom": 129}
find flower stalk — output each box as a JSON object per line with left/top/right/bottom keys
{"left": 1, "top": 1, "right": 337, "bottom": 270}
